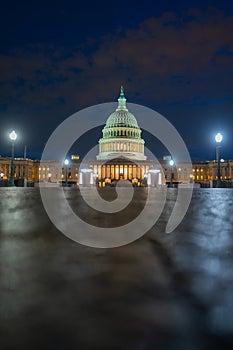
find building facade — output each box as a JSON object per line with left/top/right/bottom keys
{"left": 1, "top": 154, "right": 233, "bottom": 187}
{"left": 0, "top": 157, "right": 39, "bottom": 185}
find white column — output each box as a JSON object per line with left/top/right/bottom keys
{"left": 147, "top": 173, "right": 151, "bottom": 186}
{"left": 90, "top": 172, "right": 94, "bottom": 185}
{"left": 158, "top": 172, "right": 162, "bottom": 185}
{"left": 79, "top": 172, "right": 83, "bottom": 185}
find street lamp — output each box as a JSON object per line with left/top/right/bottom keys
{"left": 64, "top": 158, "right": 69, "bottom": 186}
{"left": 169, "top": 159, "right": 174, "bottom": 188}
{"left": 9, "top": 130, "right": 17, "bottom": 186}
{"left": 215, "top": 133, "right": 223, "bottom": 188}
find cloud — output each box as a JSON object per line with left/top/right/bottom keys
{"left": 0, "top": 7, "right": 232, "bottom": 115}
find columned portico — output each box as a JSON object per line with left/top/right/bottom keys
{"left": 93, "top": 158, "right": 149, "bottom": 186}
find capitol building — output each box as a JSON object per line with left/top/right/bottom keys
{"left": 1, "top": 86, "right": 233, "bottom": 188}
{"left": 86, "top": 86, "right": 155, "bottom": 186}
{"left": 74, "top": 86, "right": 162, "bottom": 187}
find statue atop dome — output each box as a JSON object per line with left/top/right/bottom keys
{"left": 120, "top": 85, "right": 124, "bottom": 97}
{"left": 116, "top": 85, "right": 128, "bottom": 111}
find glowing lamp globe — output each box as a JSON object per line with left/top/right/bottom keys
{"left": 215, "top": 133, "right": 223, "bottom": 143}
{"left": 64, "top": 159, "right": 69, "bottom": 166}
{"left": 9, "top": 130, "right": 17, "bottom": 141}
{"left": 169, "top": 159, "right": 174, "bottom": 166}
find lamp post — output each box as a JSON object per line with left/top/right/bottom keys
{"left": 9, "top": 130, "right": 17, "bottom": 187}
{"left": 169, "top": 159, "right": 174, "bottom": 188}
{"left": 64, "top": 159, "right": 69, "bottom": 186}
{"left": 215, "top": 133, "right": 223, "bottom": 188}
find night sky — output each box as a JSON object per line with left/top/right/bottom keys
{"left": 0, "top": 0, "right": 232, "bottom": 161}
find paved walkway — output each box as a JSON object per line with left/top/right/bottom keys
{"left": 0, "top": 188, "right": 233, "bottom": 349}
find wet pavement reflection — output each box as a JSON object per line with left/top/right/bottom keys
{"left": 0, "top": 188, "right": 233, "bottom": 350}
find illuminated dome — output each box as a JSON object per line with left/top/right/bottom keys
{"left": 97, "top": 86, "right": 147, "bottom": 161}
{"left": 106, "top": 110, "right": 139, "bottom": 128}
